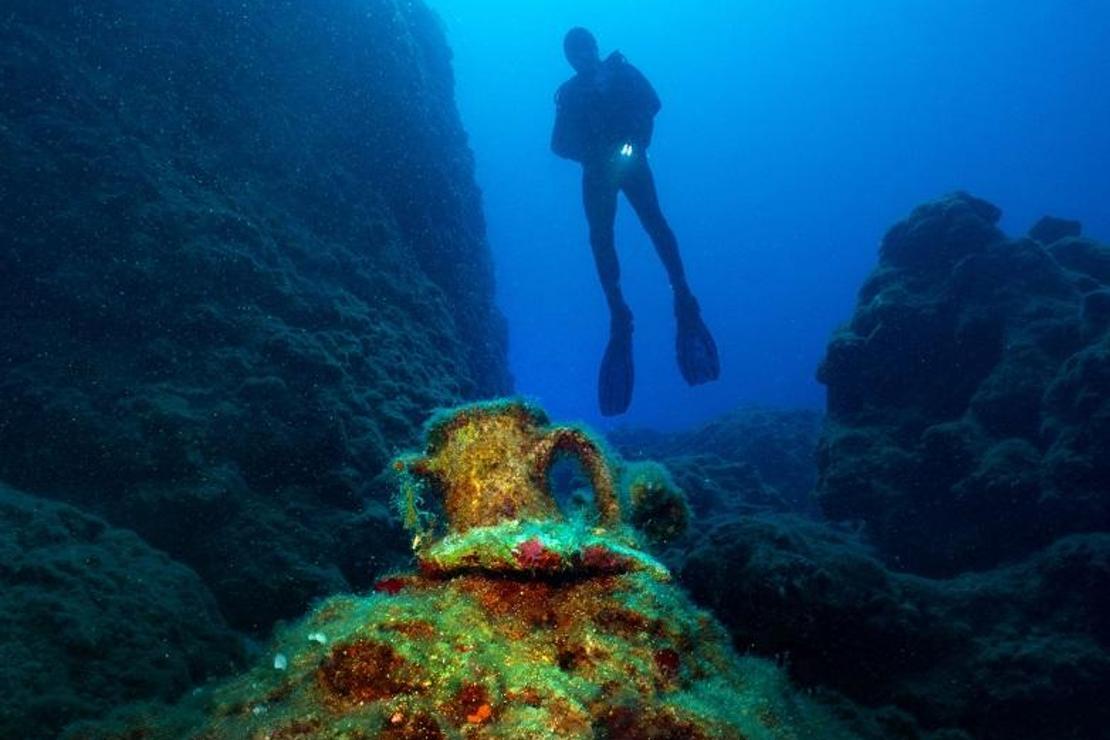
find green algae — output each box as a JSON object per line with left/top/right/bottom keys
{"left": 417, "top": 518, "right": 672, "bottom": 582}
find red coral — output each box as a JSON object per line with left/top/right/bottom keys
{"left": 446, "top": 683, "right": 493, "bottom": 726}
{"left": 581, "top": 545, "right": 630, "bottom": 573}
{"left": 375, "top": 577, "right": 408, "bottom": 595}
{"left": 513, "top": 538, "right": 563, "bottom": 571}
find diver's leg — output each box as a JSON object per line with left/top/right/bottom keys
{"left": 583, "top": 165, "right": 631, "bottom": 325}
{"left": 622, "top": 158, "right": 720, "bottom": 385}
{"left": 584, "top": 164, "right": 635, "bottom": 415}
{"left": 621, "top": 158, "right": 690, "bottom": 298}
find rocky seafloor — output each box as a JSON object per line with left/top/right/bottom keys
{"left": 1, "top": 0, "right": 1107, "bottom": 737}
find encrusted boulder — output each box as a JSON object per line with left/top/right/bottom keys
{"left": 612, "top": 407, "right": 823, "bottom": 517}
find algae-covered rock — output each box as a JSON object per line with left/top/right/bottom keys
{"left": 1028, "top": 215, "right": 1082, "bottom": 245}
{"left": 69, "top": 571, "right": 865, "bottom": 739}
{"left": 0, "top": 485, "right": 242, "bottom": 740}
{"left": 66, "top": 402, "right": 869, "bottom": 739}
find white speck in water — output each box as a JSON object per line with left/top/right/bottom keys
{"left": 308, "top": 632, "right": 328, "bottom": 645}
{"left": 273, "top": 653, "right": 288, "bottom": 671}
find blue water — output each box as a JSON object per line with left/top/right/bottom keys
{"left": 432, "top": 0, "right": 1110, "bottom": 430}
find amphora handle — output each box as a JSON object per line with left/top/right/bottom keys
{"left": 532, "top": 427, "right": 621, "bottom": 527}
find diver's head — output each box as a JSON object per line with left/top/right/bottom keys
{"left": 564, "top": 27, "right": 600, "bottom": 74}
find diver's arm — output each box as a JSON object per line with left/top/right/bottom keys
{"left": 551, "top": 86, "right": 584, "bottom": 162}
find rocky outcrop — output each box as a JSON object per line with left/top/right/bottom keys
{"left": 679, "top": 515, "right": 1110, "bottom": 740}
{"left": 816, "top": 192, "right": 1110, "bottom": 574}
{"left": 0, "top": 1, "right": 509, "bottom": 629}
{"left": 663, "top": 196, "right": 1110, "bottom": 739}
{"left": 0, "top": 485, "right": 242, "bottom": 740}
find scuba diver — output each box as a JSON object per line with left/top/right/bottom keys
{"left": 552, "top": 27, "right": 719, "bottom": 416}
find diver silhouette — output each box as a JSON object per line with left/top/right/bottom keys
{"left": 552, "top": 27, "right": 720, "bottom": 417}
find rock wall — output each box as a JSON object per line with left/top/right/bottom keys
{"left": 0, "top": 0, "right": 510, "bottom": 629}
{"left": 816, "top": 193, "right": 1110, "bottom": 574}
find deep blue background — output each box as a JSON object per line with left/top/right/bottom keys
{"left": 431, "top": 0, "right": 1110, "bottom": 431}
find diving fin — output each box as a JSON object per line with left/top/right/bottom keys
{"left": 598, "top": 314, "right": 634, "bottom": 416}
{"left": 675, "top": 293, "right": 720, "bottom": 386}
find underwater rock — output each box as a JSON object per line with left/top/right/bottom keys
{"left": 878, "top": 191, "right": 1003, "bottom": 272}
{"left": 681, "top": 516, "right": 939, "bottom": 702}
{"left": 679, "top": 514, "right": 1110, "bottom": 739}
{"left": 1028, "top": 214, "right": 1082, "bottom": 244}
{"left": 67, "top": 575, "right": 868, "bottom": 739}
{"left": 1042, "top": 333, "right": 1110, "bottom": 523}
{"left": 0, "top": 0, "right": 509, "bottom": 630}
{"left": 0, "top": 485, "right": 242, "bottom": 740}
{"left": 612, "top": 406, "right": 823, "bottom": 517}
{"left": 817, "top": 192, "right": 1110, "bottom": 574}
{"left": 1048, "top": 236, "right": 1110, "bottom": 284}
{"left": 66, "top": 402, "right": 870, "bottom": 739}
{"left": 621, "top": 460, "right": 692, "bottom": 547}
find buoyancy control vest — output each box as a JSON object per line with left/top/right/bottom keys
{"left": 552, "top": 52, "right": 662, "bottom": 164}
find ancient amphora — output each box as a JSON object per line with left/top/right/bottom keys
{"left": 398, "top": 400, "right": 620, "bottom": 535}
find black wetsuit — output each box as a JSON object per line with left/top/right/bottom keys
{"left": 551, "top": 52, "right": 690, "bottom": 324}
